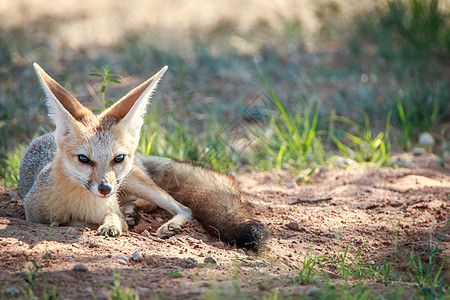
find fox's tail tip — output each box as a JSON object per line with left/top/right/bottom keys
{"left": 229, "top": 221, "right": 268, "bottom": 252}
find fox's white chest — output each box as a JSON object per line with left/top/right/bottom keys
{"left": 48, "top": 188, "right": 119, "bottom": 225}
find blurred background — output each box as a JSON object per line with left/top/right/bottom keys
{"left": 0, "top": 0, "right": 449, "bottom": 185}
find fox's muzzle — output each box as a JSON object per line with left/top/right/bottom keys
{"left": 98, "top": 183, "right": 112, "bottom": 196}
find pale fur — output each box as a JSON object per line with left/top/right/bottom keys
{"left": 20, "top": 133, "right": 121, "bottom": 226}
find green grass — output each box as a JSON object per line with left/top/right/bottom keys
{"left": 253, "top": 65, "right": 326, "bottom": 171}
{"left": 351, "top": 0, "right": 449, "bottom": 67}
{"left": 104, "top": 271, "right": 140, "bottom": 300}
{"left": 394, "top": 84, "right": 447, "bottom": 146}
{"left": 293, "top": 253, "right": 329, "bottom": 285}
{"left": 199, "top": 241, "right": 449, "bottom": 299}
{"left": 138, "top": 108, "right": 238, "bottom": 173}
{"left": 383, "top": 0, "right": 450, "bottom": 62}
{"left": 326, "top": 244, "right": 376, "bottom": 282}
{"left": 7, "top": 259, "right": 60, "bottom": 300}
{"left": 379, "top": 255, "right": 393, "bottom": 287}
{"left": 23, "top": 260, "right": 46, "bottom": 287}
{"left": 348, "top": 0, "right": 449, "bottom": 148}
{"left": 164, "top": 270, "right": 183, "bottom": 278}
{"left": 331, "top": 113, "right": 391, "bottom": 166}
{"left": 0, "top": 145, "right": 26, "bottom": 188}
{"left": 409, "top": 246, "right": 447, "bottom": 297}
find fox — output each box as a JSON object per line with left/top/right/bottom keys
{"left": 19, "top": 63, "right": 267, "bottom": 251}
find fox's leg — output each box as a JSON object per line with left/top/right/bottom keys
{"left": 23, "top": 193, "right": 51, "bottom": 224}
{"left": 120, "top": 165, "right": 192, "bottom": 238}
{"left": 119, "top": 195, "right": 158, "bottom": 227}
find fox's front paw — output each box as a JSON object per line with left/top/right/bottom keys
{"left": 157, "top": 213, "right": 191, "bottom": 239}
{"left": 121, "top": 204, "right": 141, "bottom": 228}
{"left": 97, "top": 223, "right": 122, "bottom": 237}
{"left": 157, "top": 222, "right": 182, "bottom": 239}
{"left": 96, "top": 213, "right": 125, "bottom": 237}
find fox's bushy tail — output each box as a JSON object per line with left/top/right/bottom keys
{"left": 138, "top": 155, "right": 268, "bottom": 251}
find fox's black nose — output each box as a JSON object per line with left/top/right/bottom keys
{"left": 98, "top": 183, "right": 112, "bottom": 196}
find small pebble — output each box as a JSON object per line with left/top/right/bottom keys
{"left": 155, "top": 217, "right": 164, "bottom": 222}
{"left": 289, "top": 286, "right": 303, "bottom": 297}
{"left": 136, "top": 287, "right": 149, "bottom": 292}
{"left": 368, "top": 260, "right": 375, "bottom": 265}
{"left": 286, "top": 182, "right": 297, "bottom": 189}
{"left": 236, "top": 249, "right": 245, "bottom": 255}
{"left": 333, "top": 156, "right": 357, "bottom": 168}
{"left": 132, "top": 251, "right": 143, "bottom": 261}
{"left": 96, "top": 291, "right": 110, "bottom": 300}
{"left": 5, "top": 287, "right": 20, "bottom": 297}
{"left": 418, "top": 132, "right": 435, "bottom": 147}
{"left": 212, "top": 241, "right": 225, "bottom": 248}
{"left": 412, "top": 147, "right": 426, "bottom": 156}
{"left": 118, "top": 256, "right": 129, "bottom": 262}
{"left": 286, "top": 221, "right": 300, "bottom": 231}
{"left": 73, "top": 263, "right": 88, "bottom": 272}
{"left": 360, "top": 73, "right": 369, "bottom": 83}
{"left": 117, "top": 256, "right": 129, "bottom": 265}
{"left": 43, "top": 252, "right": 52, "bottom": 259}
{"left": 141, "top": 230, "right": 151, "bottom": 238}
{"left": 306, "top": 287, "right": 321, "bottom": 297}
{"left": 82, "top": 287, "right": 93, "bottom": 293}
{"left": 187, "top": 290, "right": 202, "bottom": 296}
{"left": 66, "top": 227, "right": 79, "bottom": 235}
{"left": 204, "top": 256, "right": 217, "bottom": 264}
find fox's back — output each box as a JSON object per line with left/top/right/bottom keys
{"left": 19, "top": 133, "right": 57, "bottom": 200}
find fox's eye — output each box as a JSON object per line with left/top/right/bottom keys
{"left": 78, "top": 155, "right": 92, "bottom": 165}
{"left": 113, "top": 154, "right": 125, "bottom": 164}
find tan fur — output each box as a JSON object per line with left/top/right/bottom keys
{"left": 34, "top": 63, "right": 94, "bottom": 122}
{"left": 100, "top": 74, "right": 159, "bottom": 120}
{"left": 19, "top": 63, "right": 267, "bottom": 249}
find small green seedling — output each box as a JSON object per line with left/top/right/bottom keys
{"left": 164, "top": 270, "right": 183, "bottom": 278}
{"left": 89, "top": 66, "right": 122, "bottom": 112}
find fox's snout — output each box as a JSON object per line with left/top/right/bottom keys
{"left": 90, "top": 173, "right": 118, "bottom": 197}
{"left": 84, "top": 179, "right": 116, "bottom": 198}
{"left": 98, "top": 183, "right": 112, "bottom": 196}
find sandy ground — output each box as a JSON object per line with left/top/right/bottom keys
{"left": 0, "top": 153, "right": 449, "bottom": 299}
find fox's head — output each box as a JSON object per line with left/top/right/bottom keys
{"left": 34, "top": 63, "right": 167, "bottom": 198}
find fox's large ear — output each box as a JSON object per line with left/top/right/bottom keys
{"left": 33, "top": 63, "right": 93, "bottom": 140}
{"left": 101, "top": 66, "right": 167, "bottom": 140}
